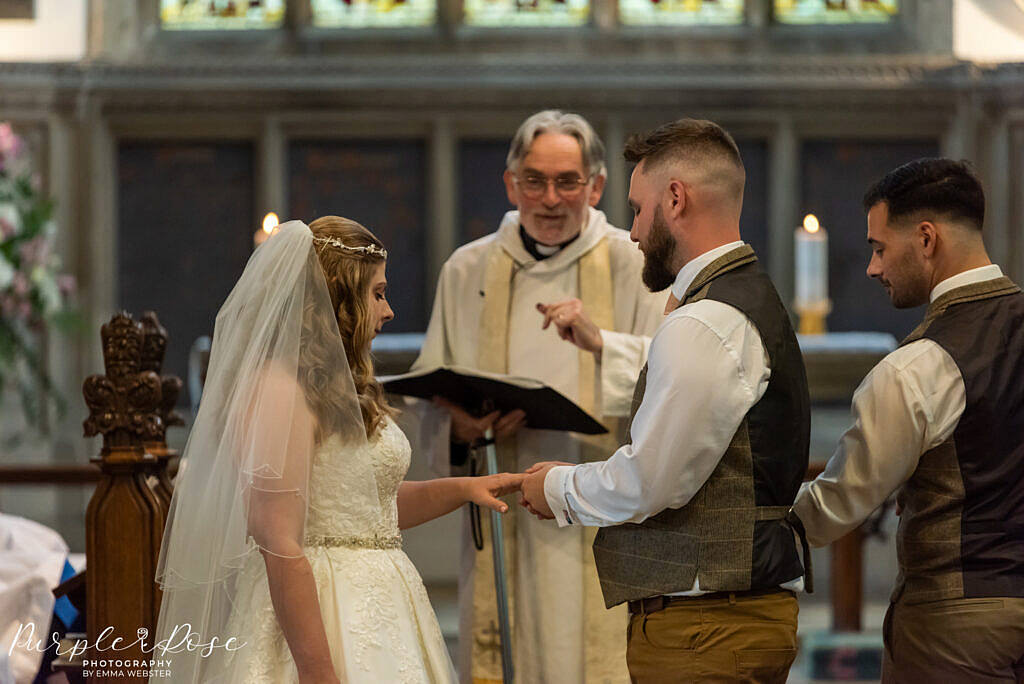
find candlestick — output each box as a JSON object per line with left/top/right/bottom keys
{"left": 254, "top": 212, "right": 280, "bottom": 248}
{"left": 794, "top": 213, "right": 831, "bottom": 335}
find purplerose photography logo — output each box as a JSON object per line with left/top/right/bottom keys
{"left": 7, "top": 621, "right": 248, "bottom": 679}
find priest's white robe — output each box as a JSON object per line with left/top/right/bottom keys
{"left": 411, "top": 208, "right": 663, "bottom": 684}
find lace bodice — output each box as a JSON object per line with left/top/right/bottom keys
{"left": 305, "top": 417, "right": 410, "bottom": 541}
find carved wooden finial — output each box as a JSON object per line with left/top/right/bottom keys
{"left": 139, "top": 311, "right": 168, "bottom": 375}
{"left": 83, "top": 311, "right": 164, "bottom": 450}
{"left": 141, "top": 311, "right": 185, "bottom": 433}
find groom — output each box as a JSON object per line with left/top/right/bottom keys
{"left": 522, "top": 118, "right": 810, "bottom": 683}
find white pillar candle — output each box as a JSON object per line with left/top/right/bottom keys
{"left": 794, "top": 213, "right": 828, "bottom": 307}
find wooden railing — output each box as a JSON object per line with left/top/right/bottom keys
{"left": 0, "top": 464, "right": 101, "bottom": 484}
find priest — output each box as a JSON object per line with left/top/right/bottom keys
{"left": 411, "top": 110, "right": 663, "bottom": 684}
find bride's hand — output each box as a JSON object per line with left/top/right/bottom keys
{"left": 463, "top": 473, "right": 526, "bottom": 513}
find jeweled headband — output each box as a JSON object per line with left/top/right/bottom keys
{"left": 313, "top": 236, "right": 388, "bottom": 259}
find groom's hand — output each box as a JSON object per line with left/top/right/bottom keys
{"left": 520, "top": 463, "right": 566, "bottom": 520}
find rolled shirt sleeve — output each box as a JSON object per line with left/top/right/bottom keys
{"left": 792, "top": 339, "right": 966, "bottom": 547}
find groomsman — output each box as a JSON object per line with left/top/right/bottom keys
{"left": 792, "top": 158, "right": 1024, "bottom": 682}
{"left": 522, "top": 118, "right": 810, "bottom": 683}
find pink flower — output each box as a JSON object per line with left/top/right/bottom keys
{"left": 18, "top": 237, "right": 49, "bottom": 268}
{"left": 0, "top": 294, "right": 15, "bottom": 317}
{"left": 11, "top": 272, "right": 29, "bottom": 297}
{"left": 57, "top": 274, "right": 76, "bottom": 296}
{"left": 0, "top": 123, "right": 23, "bottom": 163}
{"left": 0, "top": 217, "right": 13, "bottom": 241}
{"left": 17, "top": 300, "right": 32, "bottom": 322}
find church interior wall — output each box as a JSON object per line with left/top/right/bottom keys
{"left": 2, "top": 0, "right": 1024, "bottom": 602}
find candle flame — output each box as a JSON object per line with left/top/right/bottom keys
{"left": 803, "top": 214, "right": 820, "bottom": 234}
{"left": 262, "top": 212, "right": 280, "bottom": 235}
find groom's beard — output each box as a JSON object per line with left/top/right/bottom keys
{"left": 641, "top": 208, "right": 677, "bottom": 292}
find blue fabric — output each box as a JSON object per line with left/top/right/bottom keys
{"left": 53, "top": 559, "right": 78, "bottom": 629}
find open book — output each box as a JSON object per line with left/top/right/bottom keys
{"left": 381, "top": 365, "right": 607, "bottom": 435}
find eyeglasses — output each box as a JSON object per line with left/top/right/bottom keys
{"left": 513, "top": 173, "right": 592, "bottom": 200}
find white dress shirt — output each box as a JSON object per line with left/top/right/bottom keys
{"left": 792, "top": 264, "right": 1004, "bottom": 547}
{"left": 544, "top": 242, "right": 809, "bottom": 595}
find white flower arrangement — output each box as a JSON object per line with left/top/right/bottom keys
{"left": 0, "top": 122, "right": 78, "bottom": 437}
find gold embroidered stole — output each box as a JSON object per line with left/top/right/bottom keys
{"left": 470, "top": 238, "right": 625, "bottom": 683}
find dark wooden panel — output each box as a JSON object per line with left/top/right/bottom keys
{"left": 801, "top": 139, "right": 940, "bottom": 339}
{"left": 118, "top": 142, "right": 255, "bottom": 410}
{"left": 288, "top": 140, "right": 428, "bottom": 332}
{"left": 458, "top": 139, "right": 510, "bottom": 246}
{"left": 738, "top": 139, "right": 769, "bottom": 268}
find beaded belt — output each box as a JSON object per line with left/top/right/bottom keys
{"left": 303, "top": 533, "right": 402, "bottom": 550}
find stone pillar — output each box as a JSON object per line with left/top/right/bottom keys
{"left": 428, "top": 116, "right": 457, "bottom": 301}
{"left": 769, "top": 116, "right": 799, "bottom": 308}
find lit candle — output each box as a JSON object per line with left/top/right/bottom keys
{"left": 254, "top": 212, "right": 280, "bottom": 248}
{"left": 794, "top": 213, "right": 828, "bottom": 309}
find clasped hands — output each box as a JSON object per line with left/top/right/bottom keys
{"left": 431, "top": 396, "right": 571, "bottom": 521}
{"left": 463, "top": 461, "right": 573, "bottom": 521}
{"left": 457, "top": 460, "right": 571, "bottom": 521}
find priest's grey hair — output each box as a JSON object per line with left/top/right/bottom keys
{"left": 506, "top": 110, "right": 607, "bottom": 179}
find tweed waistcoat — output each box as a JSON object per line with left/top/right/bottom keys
{"left": 893, "top": 275, "right": 1024, "bottom": 604}
{"left": 592, "top": 246, "right": 810, "bottom": 608}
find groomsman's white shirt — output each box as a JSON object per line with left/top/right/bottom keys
{"left": 544, "top": 241, "right": 804, "bottom": 595}
{"left": 793, "top": 264, "right": 1004, "bottom": 547}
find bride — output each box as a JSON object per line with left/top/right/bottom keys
{"left": 154, "top": 217, "right": 522, "bottom": 683}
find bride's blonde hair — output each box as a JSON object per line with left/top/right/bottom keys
{"left": 305, "top": 215, "right": 394, "bottom": 440}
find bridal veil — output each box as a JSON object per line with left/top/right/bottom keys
{"left": 154, "top": 221, "right": 382, "bottom": 682}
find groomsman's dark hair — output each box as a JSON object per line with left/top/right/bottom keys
{"left": 863, "top": 158, "right": 985, "bottom": 232}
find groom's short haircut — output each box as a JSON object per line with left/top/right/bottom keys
{"left": 506, "top": 110, "right": 607, "bottom": 179}
{"left": 624, "top": 118, "right": 745, "bottom": 206}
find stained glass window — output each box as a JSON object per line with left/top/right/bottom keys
{"left": 620, "top": 0, "right": 743, "bottom": 27}
{"left": 312, "top": 0, "right": 436, "bottom": 28}
{"left": 160, "top": 0, "right": 285, "bottom": 30}
{"left": 464, "top": 0, "right": 590, "bottom": 27}
{"left": 774, "top": 0, "right": 897, "bottom": 24}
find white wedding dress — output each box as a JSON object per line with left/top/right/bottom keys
{"left": 218, "top": 417, "right": 457, "bottom": 683}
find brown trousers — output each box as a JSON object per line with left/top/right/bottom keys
{"left": 625, "top": 590, "right": 798, "bottom": 683}
{"left": 882, "top": 596, "right": 1024, "bottom": 683}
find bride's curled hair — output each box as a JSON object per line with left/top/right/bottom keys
{"left": 306, "top": 215, "right": 394, "bottom": 440}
